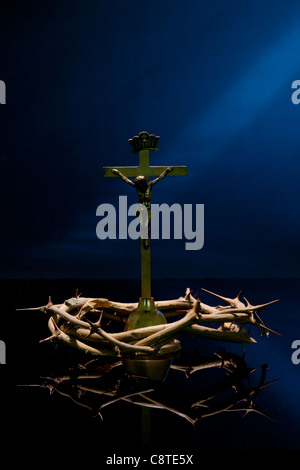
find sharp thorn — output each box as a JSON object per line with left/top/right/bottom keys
{"left": 257, "top": 378, "right": 280, "bottom": 390}
{"left": 201, "top": 288, "right": 238, "bottom": 306}
{"left": 16, "top": 307, "right": 42, "bottom": 311}
{"left": 256, "top": 323, "right": 281, "bottom": 336}
{"left": 253, "top": 299, "right": 280, "bottom": 310}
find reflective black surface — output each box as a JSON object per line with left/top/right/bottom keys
{"left": 1, "top": 278, "right": 299, "bottom": 462}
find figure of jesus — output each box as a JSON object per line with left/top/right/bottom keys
{"left": 112, "top": 166, "right": 173, "bottom": 247}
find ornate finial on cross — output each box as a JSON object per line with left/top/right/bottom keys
{"left": 103, "top": 131, "right": 187, "bottom": 178}
{"left": 128, "top": 131, "right": 160, "bottom": 154}
{"left": 103, "top": 132, "right": 187, "bottom": 329}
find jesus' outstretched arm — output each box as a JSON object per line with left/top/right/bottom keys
{"left": 150, "top": 166, "right": 173, "bottom": 186}
{"left": 112, "top": 169, "right": 135, "bottom": 187}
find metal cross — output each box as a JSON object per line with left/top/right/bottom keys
{"left": 103, "top": 131, "right": 187, "bottom": 301}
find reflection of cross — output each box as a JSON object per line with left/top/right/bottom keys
{"left": 103, "top": 131, "right": 187, "bottom": 303}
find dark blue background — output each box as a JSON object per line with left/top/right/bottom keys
{"left": 0, "top": 0, "right": 300, "bottom": 281}
{"left": 0, "top": 1, "right": 300, "bottom": 454}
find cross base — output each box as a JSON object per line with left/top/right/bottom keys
{"left": 125, "top": 297, "right": 167, "bottom": 331}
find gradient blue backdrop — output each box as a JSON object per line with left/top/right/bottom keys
{"left": 1, "top": 0, "right": 300, "bottom": 280}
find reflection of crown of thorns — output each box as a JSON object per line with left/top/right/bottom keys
{"left": 128, "top": 131, "right": 160, "bottom": 153}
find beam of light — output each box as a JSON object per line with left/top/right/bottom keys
{"left": 180, "top": 23, "right": 300, "bottom": 166}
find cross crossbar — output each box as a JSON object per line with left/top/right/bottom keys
{"left": 103, "top": 149, "right": 187, "bottom": 178}
{"left": 103, "top": 165, "right": 187, "bottom": 177}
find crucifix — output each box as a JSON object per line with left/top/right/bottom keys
{"left": 103, "top": 131, "right": 187, "bottom": 329}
